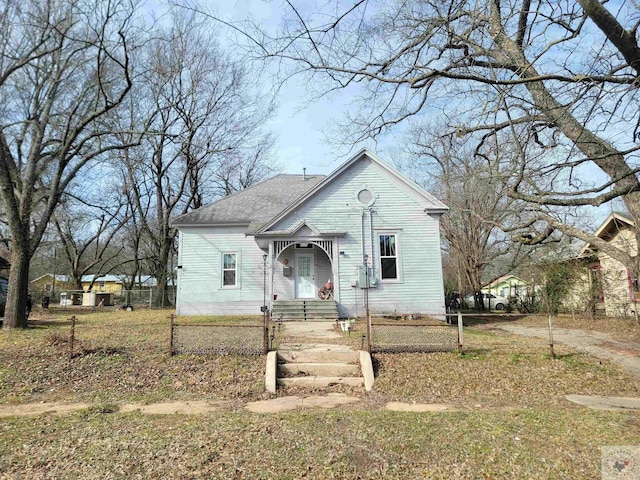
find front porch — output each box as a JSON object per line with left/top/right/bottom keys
{"left": 261, "top": 237, "right": 342, "bottom": 307}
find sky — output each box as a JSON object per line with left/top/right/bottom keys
{"left": 196, "top": 0, "right": 370, "bottom": 176}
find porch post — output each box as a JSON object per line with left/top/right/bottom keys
{"left": 268, "top": 241, "right": 274, "bottom": 310}
{"left": 333, "top": 236, "right": 340, "bottom": 303}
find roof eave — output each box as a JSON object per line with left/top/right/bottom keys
{"left": 172, "top": 221, "right": 252, "bottom": 229}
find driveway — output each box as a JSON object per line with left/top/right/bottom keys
{"left": 486, "top": 324, "right": 640, "bottom": 378}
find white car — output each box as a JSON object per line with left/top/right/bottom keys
{"left": 464, "top": 293, "right": 508, "bottom": 311}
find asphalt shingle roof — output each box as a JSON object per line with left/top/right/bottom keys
{"left": 171, "top": 174, "right": 326, "bottom": 233}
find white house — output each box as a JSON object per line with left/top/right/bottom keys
{"left": 172, "top": 149, "right": 448, "bottom": 318}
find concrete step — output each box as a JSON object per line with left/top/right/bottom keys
{"left": 277, "top": 376, "right": 364, "bottom": 388}
{"left": 278, "top": 346, "right": 359, "bottom": 364}
{"left": 279, "top": 362, "right": 361, "bottom": 377}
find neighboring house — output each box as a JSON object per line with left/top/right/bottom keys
{"left": 81, "top": 274, "right": 125, "bottom": 294}
{"left": 572, "top": 212, "right": 638, "bottom": 317}
{"left": 482, "top": 275, "right": 528, "bottom": 298}
{"left": 172, "top": 149, "right": 448, "bottom": 318}
{"left": 30, "top": 274, "right": 74, "bottom": 292}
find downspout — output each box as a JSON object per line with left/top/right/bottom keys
{"left": 361, "top": 209, "right": 366, "bottom": 307}
{"left": 361, "top": 209, "right": 366, "bottom": 264}
{"left": 369, "top": 209, "right": 375, "bottom": 281}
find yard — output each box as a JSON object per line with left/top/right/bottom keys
{"left": 1, "top": 307, "right": 639, "bottom": 479}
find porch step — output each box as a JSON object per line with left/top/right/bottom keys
{"left": 272, "top": 300, "right": 338, "bottom": 322}
{"left": 279, "top": 362, "right": 361, "bottom": 377}
{"left": 277, "top": 345, "right": 359, "bottom": 364}
{"left": 276, "top": 376, "right": 364, "bottom": 388}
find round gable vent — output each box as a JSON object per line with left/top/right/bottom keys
{"left": 356, "top": 186, "right": 376, "bottom": 207}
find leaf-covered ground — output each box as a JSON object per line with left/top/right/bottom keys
{"left": 1, "top": 408, "right": 638, "bottom": 479}
{"left": 1, "top": 307, "right": 640, "bottom": 478}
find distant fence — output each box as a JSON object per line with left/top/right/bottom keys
{"left": 169, "top": 315, "right": 269, "bottom": 356}
{"left": 370, "top": 322, "right": 459, "bottom": 353}
{"left": 30, "top": 288, "right": 177, "bottom": 309}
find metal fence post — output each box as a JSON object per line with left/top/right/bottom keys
{"left": 169, "top": 313, "right": 175, "bottom": 356}
{"left": 69, "top": 315, "right": 76, "bottom": 361}
{"left": 263, "top": 309, "right": 270, "bottom": 354}
{"left": 457, "top": 312, "right": 463, "bottom": 353}
{"left": 366, "top": 308, "right": 372, "bottom": 353}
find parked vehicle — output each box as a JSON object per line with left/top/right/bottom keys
{"left": 464, "top": 293, "right": 508, "bottom": 311}
{"left": 0, "top": 276, "right": 32, "bottom": 319}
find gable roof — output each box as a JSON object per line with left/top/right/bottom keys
{"left": 257, "top": 149, "right": 448, "bottom": 234}
{"left": 81, "top": 274, "right": 125, "bottom": 283}
{"left": 171, "top": 174, "right": 325, "bottom": 233}
{"left": 579, "top": 211, "right": 635, "bottom": 256}
{"left": 171, "top": 149, "right": 448, "bottom": 234}
{"left": 30, "top": 274, "right": 71, "bottom": 284}
{"left": 483, "top": 274, "right": 527, "bottom": 290}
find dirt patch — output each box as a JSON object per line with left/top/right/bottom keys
{"left": 0, "top": 402, "right": 91, "bottom": 417}
{"left": 119, "top": 400, "right": 228, "bottom": 414}
{"left": 245, "top": 394, "right": 360, "bottom": 413}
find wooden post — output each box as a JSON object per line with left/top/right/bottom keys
{"left": 457, "top": 311, "right": 463, "bottom": 353}
{"left": 169, "top": 313, "right": 175, "bottom": 356}
{"left": 69, "top": 315, "right": 76, "bottom": 361}
{"left": 548, "top": 314, "right": 555, "bottom": 359}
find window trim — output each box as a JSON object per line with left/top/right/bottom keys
{"left": 221, "top": 252, "right": 240, "bottom": 289}
{"left": 377, "top": 232, "right": 402, "bottom": 283}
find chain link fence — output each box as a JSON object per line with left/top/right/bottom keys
{"left": 170, "top": 316, "right": 268, "bottom": 356}
{"left": 370, "top": 323, "right": 458, "bottom": 353}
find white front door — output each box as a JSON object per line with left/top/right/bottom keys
{"left": 295, "top": 254, "right": 315, "bottom": 298}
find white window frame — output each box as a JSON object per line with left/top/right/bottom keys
{"left": 377, "top": 232, "right": 402, "bottom": 283}
{"left": 221, "top": 252, "right": 240, "bottom": 289}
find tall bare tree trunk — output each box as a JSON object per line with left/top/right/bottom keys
{"left": 4, "top": 240, "right": 30, "bottom": 329}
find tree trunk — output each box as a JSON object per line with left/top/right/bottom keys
{"left": 151, "top": 239, "right": 172, "bottom": 308}
{"left": 3, "top": 245, "right": 31, "bottom": 329}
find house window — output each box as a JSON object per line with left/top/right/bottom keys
{"left": 222, "top": 253, "right": 237, "bottom": 287}
{"left": 379, "top": 233, "right": 399, "bottom": 280}
{"left": 99, "top": 281, "right": 106, "bottom": 290}
{"left": 627, "top": 269, "right": 640, "bottom": 301}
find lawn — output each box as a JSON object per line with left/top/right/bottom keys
{"left": 1, "top": 307, "right": 639, "bottom": 479}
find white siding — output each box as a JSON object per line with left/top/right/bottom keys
{"left": 599, "top": 228, "right": 637, "bottom": 317}
{"left": 268, "top": 157, "right": 446, "bottom": 317}
{"left": 176, "top": 226, "right": 267, "bottom": 315}
{"left": 176, "top": 156, "right": 446, "bottom": 317}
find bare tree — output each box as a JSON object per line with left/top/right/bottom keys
{"left": 0, "top": 0, "right": 137, "bottom": 328}
{"left": 53, "top": 194, "right": 130, "bottom": 290}
{"left": 120, "top": 12, "right": 276, "bottom": 306}
{"left": 226, "top": 0, "right": 640, "bottom": 277}
{"left": 405, "top": 130, "right": 535, "bottom": 308}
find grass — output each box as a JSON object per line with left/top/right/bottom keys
{"left": 1, "top": 408, "right": 638, "bottom": 479}
{"left": 0, "top": 307, "right": 267, "bottom": 404}
{"left": 1, "top": 308, "right": 640, "bottom": 478}
{"left": 465, "top": 312, "right": 640, "bottom": 343}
